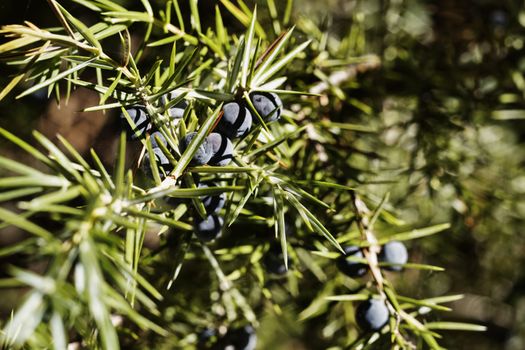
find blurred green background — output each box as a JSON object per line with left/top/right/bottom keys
{"left": 0, "top": 0, "right": 524, "bottom": 349}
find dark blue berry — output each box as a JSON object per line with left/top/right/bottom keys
{"left": 149, "top": 147, "right": 170, "bottom": 168}
{"left": 199, "top": 183, "right": 226, "bottom": 214}
{"left": 143, "top": 147, "right": 172, "bottom": 178}
{"left": 149, "top": 131, "right": 167, "bottom": 149}
{"left": 120, "top": 105, "right": 151, "bottom": 140}
{"left": 207, "top": 132, "right": 233, "bottom": 166}
{"left": 194, "top": 214, "right": 223, "bottom": 242}
{"left": 355, "top": 299, "right": 389, "bottom": 332}
{"left": 250, "top": 92, "right": 283, "bottom": 122}
{"left": 161, "top": 91, "right": 188, "bottom": 119}
{"left": 142, "top": 131, "right": 173, "bottom": 177}
{"left": 379, "top": 241, "right": 408, "bottom": 272}
{"left": 180, "top": 132, "right": 214, "bottom": 166}
{"left": 217, "top": 102, "right": 253, "bottom": 138}
{"left": 336, "top": 246, "right": 368, "bottom": 278}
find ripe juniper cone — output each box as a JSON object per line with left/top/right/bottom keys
{"left": 143, "top": 131, "right": 173, "bottom": 177}
{"left": 355, "top": 299, "right": 390, "bottom": 332}
{"left": 179, "top": 132, "right": 214, "bottom": 166}
{"left": 199, "top": 183, "right": 226, "bottom": 214}
{"left": 194, "top": 214, "right": 223, "bottom": 242}
{"left": 336, "top": 246, "right": 368, "bottom": 278}
{"left": 143, "top": 148, "right": 171, "bottom": 173}
{"left": 150, "top": 131, "right": 172, "bottom": 169}
{"left": 220, "top": 325, "right": 257, "bottom": 350}
{"left": 250, "top": 91, "right": 283, "bottom": 122}
{"left": 149, "top": 130, "right": 166, "bottom": 149}
{"left": 207, "top": 132, "right": 234, "bottom": 166}
{"left": 120, "top": 105, "right": 151, "bottom": 140}
{"left": 161, "top": 91, "right": 188, "bottom": 119}
{"left": 217, "top": 102, "right": 252, "bottom": 138}
{"left": 379, "top": 240, "right": 408, "bottom": 271}
{"left": 263, "top": 243, "right": 290, "bottom": 275}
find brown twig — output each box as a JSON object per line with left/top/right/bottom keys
{"left": 350, "top": 192, "right": 416, "bottom": 349}
{"left": 350, "top": 192, "right": 384, "bottom": 289}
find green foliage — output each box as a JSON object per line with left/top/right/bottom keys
{"left": 1, "top": 0, "right": 514, "bottom": 349}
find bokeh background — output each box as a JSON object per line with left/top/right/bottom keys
{"left": 0, "top": 0, "right": 524, "bottom": 349}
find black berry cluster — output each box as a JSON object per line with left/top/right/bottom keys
{"left": 191, "top": 93, "right": 284, "bottom": 347}
{"left": 335, "top": 241, "right": 408, "bottom": 332}
{"left": 190, "top": 92, "right": 283, "bottom": 243}
{"left": 124, "top": 92, "right": 284, "bottom": 345}
{"left": 128, "top": 91, "right": 284, "bottom": 243}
